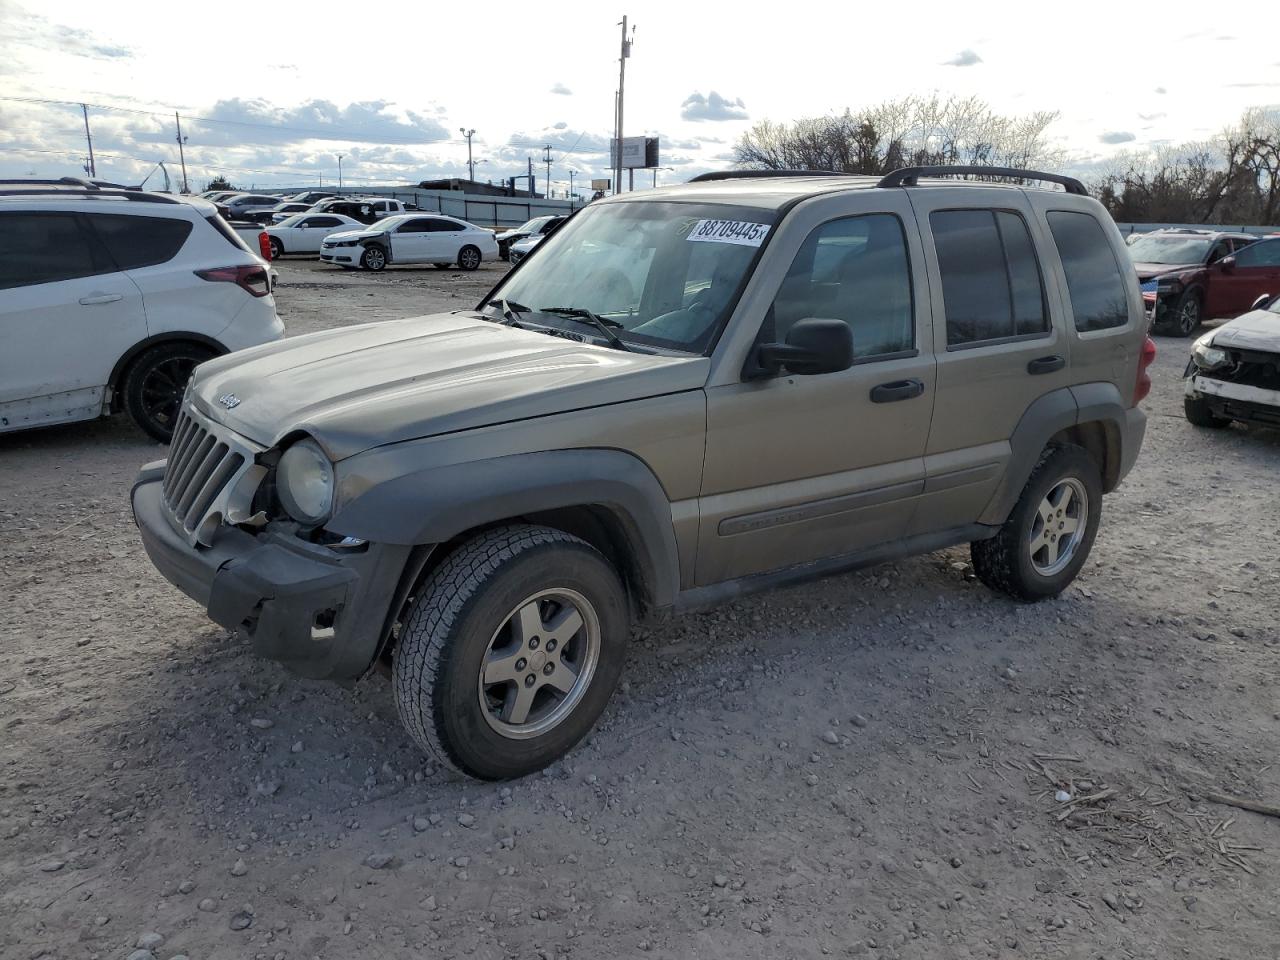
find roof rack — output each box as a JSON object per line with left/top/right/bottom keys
{"left": 0, "top": 178, "right": 181, "bottom": 204}
{"left": 877, "top": 165, "right": 1087, "bottom": 195}
{"left": 688, "top": 169, "right": 848, "bottom": 183}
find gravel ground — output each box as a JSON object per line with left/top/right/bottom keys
{"left": 2, "top": 258, "right": 1279, "bottom": 960}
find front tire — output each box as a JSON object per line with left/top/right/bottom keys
{"left": 122, "top": 342, "right": 216, "bottom": 443}
{"left": 457, "top": 245, "right": 482, "bottom": 271}
{"left": 268, "top": 237, "right": 283, "bottom": 260}
{"left": 361, "top": 245, "right": 388, "bottom": 271}
{"left": 1184, "top": 395, "right": 1230, "bottom": 428}
{"left": 1155, "top": 289, "right": 1202, "bottom": 337}
{"left": 394, "top": 525, "right": 629, "bottom": 780}
{"left": 970, "top": 444, "right": 1102, "bottom": 601}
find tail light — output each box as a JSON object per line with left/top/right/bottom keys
{"left": 194, "top": 265, "right": 271, "bottom": 298}
{"left": 1133, "top": 335, "right": 1157, "bottom": 406}
{"left": 257, "top": 231, "right": 272, "bottom": 260}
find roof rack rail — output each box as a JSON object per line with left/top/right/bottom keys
{"left": 688, "top": 169, "right": 848, "bottom": 183}
{"left": 877, "top": 165, "right": 1088, "bottom": 196}
{"left": 0, "top": 185, "right": 181, "bottom": 203}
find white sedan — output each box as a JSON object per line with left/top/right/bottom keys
{"left": 320, "top": 214, "right": 499, "bottom": 271}
{"left": 265, "top": 214, "right": 365, "bottom": 259}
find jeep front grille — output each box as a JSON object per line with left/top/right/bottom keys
{"left": 160, "top": 403, "right": 266, "bottom": 545}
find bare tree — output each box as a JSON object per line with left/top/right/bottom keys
{"left": 735, "top": 95, "right": 1064, "bottom": 177}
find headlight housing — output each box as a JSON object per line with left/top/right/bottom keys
{"left": 275, "top": 438, "right": 334, "bottom": 525}
{"left": 1191, "top": 333, "right": 1229, "bottom": 371}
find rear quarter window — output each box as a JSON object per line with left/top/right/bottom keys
{"left": 1046, "top": 211, "right": 1131, "bottom": 332}
{"left": 86, "top": 214, "right": 193, "bottom": 270}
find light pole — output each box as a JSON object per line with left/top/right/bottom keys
{"left": 651, "top": 166, "right": 673, "bottom": 188}
{"left": 337, "top": 154, "right": 343, "bottom": 191}
{"left": 459, "top": 128, "right": 476, "bottom": 182}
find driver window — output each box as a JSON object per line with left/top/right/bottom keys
{"left": 1208, "top": 241, "right": 1231, "bottom": 262}
{"left": 768, "top": 213, "right": 914, "bottom": 358}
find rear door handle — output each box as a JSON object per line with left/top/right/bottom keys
{"left": 78, "top": 293, "right": 123, "bottom": 305}
{"left": 1027, "top": 355, "right": 1066, "bottom": 375}
{"left": 870, "top": 378, "right": 925, "bottom": 403}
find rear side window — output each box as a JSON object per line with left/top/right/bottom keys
{"left": 1046, "top": 211, "right": 1131, "bottom": 332}
{"left": 930, "top": 209, "right": 1048, "bottom": 347}
{"left": 0, "top": 212, "right": 113, "bottom": 289}
{"left": 86, "top": 214, "right": 193, "bottom": 270}
{"left": 309, "top": 217, "right": 342, "bottom": 228}
{"left": 426, "top": 219, "right": 462, "bottom": 232}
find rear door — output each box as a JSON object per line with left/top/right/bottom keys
{"left": 0, "top": 211, "right": 145, "bottom": 430}
{"left": 904, "top": 188, "right": 1074, "bottom": 533}
{"left": 295, "top": 216, "right": 344, "bottom": 251}
{"left": 428, "top": 218, "right": 467, "bottom": 261}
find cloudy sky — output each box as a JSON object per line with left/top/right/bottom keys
{"left": 1, "top": 0, "right": 1277, "bottom": 194}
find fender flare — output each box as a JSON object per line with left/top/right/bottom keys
{"left": 978, "top": 384, "right": 1131, "bottom": 524}
{"left": 328, "top": 448, "right": 681, "bottom": 609}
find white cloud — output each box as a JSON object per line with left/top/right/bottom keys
{"left": 943, "top": 48, "right": 983, "bottom": 67}
{"left": 1099, "top": 130, "right": 1136, "bottom": 144}
{"left": 550, "top": 82, "right": 572, "bottom": 95}
{"left": 680, "top": 91, "right": 748, "bottom": 123}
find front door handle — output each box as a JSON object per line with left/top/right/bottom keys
{"left": 78, "top": 293, "right": 124, "bottom": 305}
{"left": 1027, "top": 355, "right": 1066, "bottom": 375}
{"left": 870, "top": 378, "right": 925, "bottom": 403}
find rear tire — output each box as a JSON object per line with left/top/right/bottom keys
{"left": 970, "top": 444, "right": 1102, "bottom": 601}
{"left": 457, "top": 245, "right": 482, "bottom": 271}
{"left": 1184, "top": 395, "right": 1230, "bottom": 428}
{"left": 122, "top": 342, "right": 216, "bottom": 443}
{"left": 393, "top": 525, "right": 628, "bottom": 780}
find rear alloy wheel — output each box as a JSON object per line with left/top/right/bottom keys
{"left": 393, "top": 524, "right": 628, "bottom": 779}
{"left": 123, "top": 342, "right": 215, "bottom": 443}
{"left": 268, "top": 237, "right": 283, "bottom": 260}
{"left": 457, "top": 245, "right": 482, "bottom": 271}
{"left": 361, "top": 245, "right": 387, "bottom": 271}
{"left": 970, "top": 443, "right": 1102, "bottom": 601}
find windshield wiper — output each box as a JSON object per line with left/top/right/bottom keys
{"left": 539, "top": 306, "right": 633, "bottom": 352}
{"left": 484, "top": 297, "right": 530, "bottom": 327}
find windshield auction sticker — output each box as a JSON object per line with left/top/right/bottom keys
{"left": 687, "top": 219, "right": 771, "bottom": 246}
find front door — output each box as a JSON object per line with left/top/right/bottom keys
{"left": 0, "top": 211, "right": 145, "bottom": 431}
{"left": 1208, "top": 238, "right": 1280, "bottom": 317}
{"left": 697, "top": 193, "right": 936, "bottom": 586}
{"left": 390, "top": 218, "right": 436, "bottom": 263}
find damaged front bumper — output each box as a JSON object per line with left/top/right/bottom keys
{"left": 132, "top": 462, "right": 410, "bottom": 680}
{"left": 1186, "top": 373, "right": 1280, "bottom": 428}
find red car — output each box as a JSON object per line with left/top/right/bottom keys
{"left": 1143, "top": 233, "right": 1280, "bottom": 336}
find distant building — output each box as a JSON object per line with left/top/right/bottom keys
{"left": 416, "top": 178, "right": 541, "bottom": 199}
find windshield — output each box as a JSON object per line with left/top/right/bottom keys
{"left": 488, "top": 200, "right": 778, "bottom": 352}
{"left": 1268, "top": 296, "right": 1280, "bottom": 315}
{"left": 276, "top": 215, "right": 302, "bottom": 228}
{"left": 1127, "top": 234, "right": 1213, "bottom": 265}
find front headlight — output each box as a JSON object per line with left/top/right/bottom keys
{"left": 1191, "top": 334, "right": 1229, "bottom": 371}
{"left": 276, "top": 438, "right": 334, "bottom": 524}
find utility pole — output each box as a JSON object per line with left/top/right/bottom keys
{"left": 459, "top": 128, "right": 476, "bottom": 182}
{"left": 528, "top": 156, "right": 535, "bottom": 198}
{"left": 543, "top": 145, "right": 553, "bottom": 200}
{"left": 174, "top": 113, "right": 189, "bottom": 193}
{"left": 81, "top": 103, "right": 96, "bottom": 178}
{"left": 338, "top": 154, "right": 344, "bottom": 190}
{"left": 614, "top": 16, "right": 633, "bottom": 194}
{"left": 568, "top": 169, "right": 575, "bottom": 210}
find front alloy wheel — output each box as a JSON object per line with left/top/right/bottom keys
{"left": 361, "top": 245, "right": 387, "bottom": 271}
{"left": 393, "top": 525, "right": 628, "bottom": 779}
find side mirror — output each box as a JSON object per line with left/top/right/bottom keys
{"left": 1251, "top": 293, "right": 1272, "bottom": 312}
{"left": 755, "top": 318, "right": 854, "bottom": 376}
{"left": 1219, "top": 255, "right": 1236, "bottom": 272}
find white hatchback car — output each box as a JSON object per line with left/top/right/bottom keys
{"left": 320, "top": 214, "right": 499, "bottom": 271}
{"left": 0, "top": 179, "right": 285, "bottom": 441}
{"left": 265, "top": 213, "right": 364, "bottom": 259}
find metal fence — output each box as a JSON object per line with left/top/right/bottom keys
{"left": 270, "top": 187, "right": 576, "bottom": 228}
{"left": 1115, "top": 221, "right": 1280, "bottom": 237}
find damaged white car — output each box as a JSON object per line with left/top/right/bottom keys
{"left": 1185, "top": 293, "right": 1280, "bottom": 429}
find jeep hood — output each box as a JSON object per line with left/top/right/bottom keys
{"left": 1210, "top": 308, "right": 1280, "bottom": 352}
{"left": 190, "top": 313, "right": 710, "bottom": 460}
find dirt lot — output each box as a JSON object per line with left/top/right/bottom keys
{"left": 3, "top": 258, "right": 1279, "bottom": 960}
